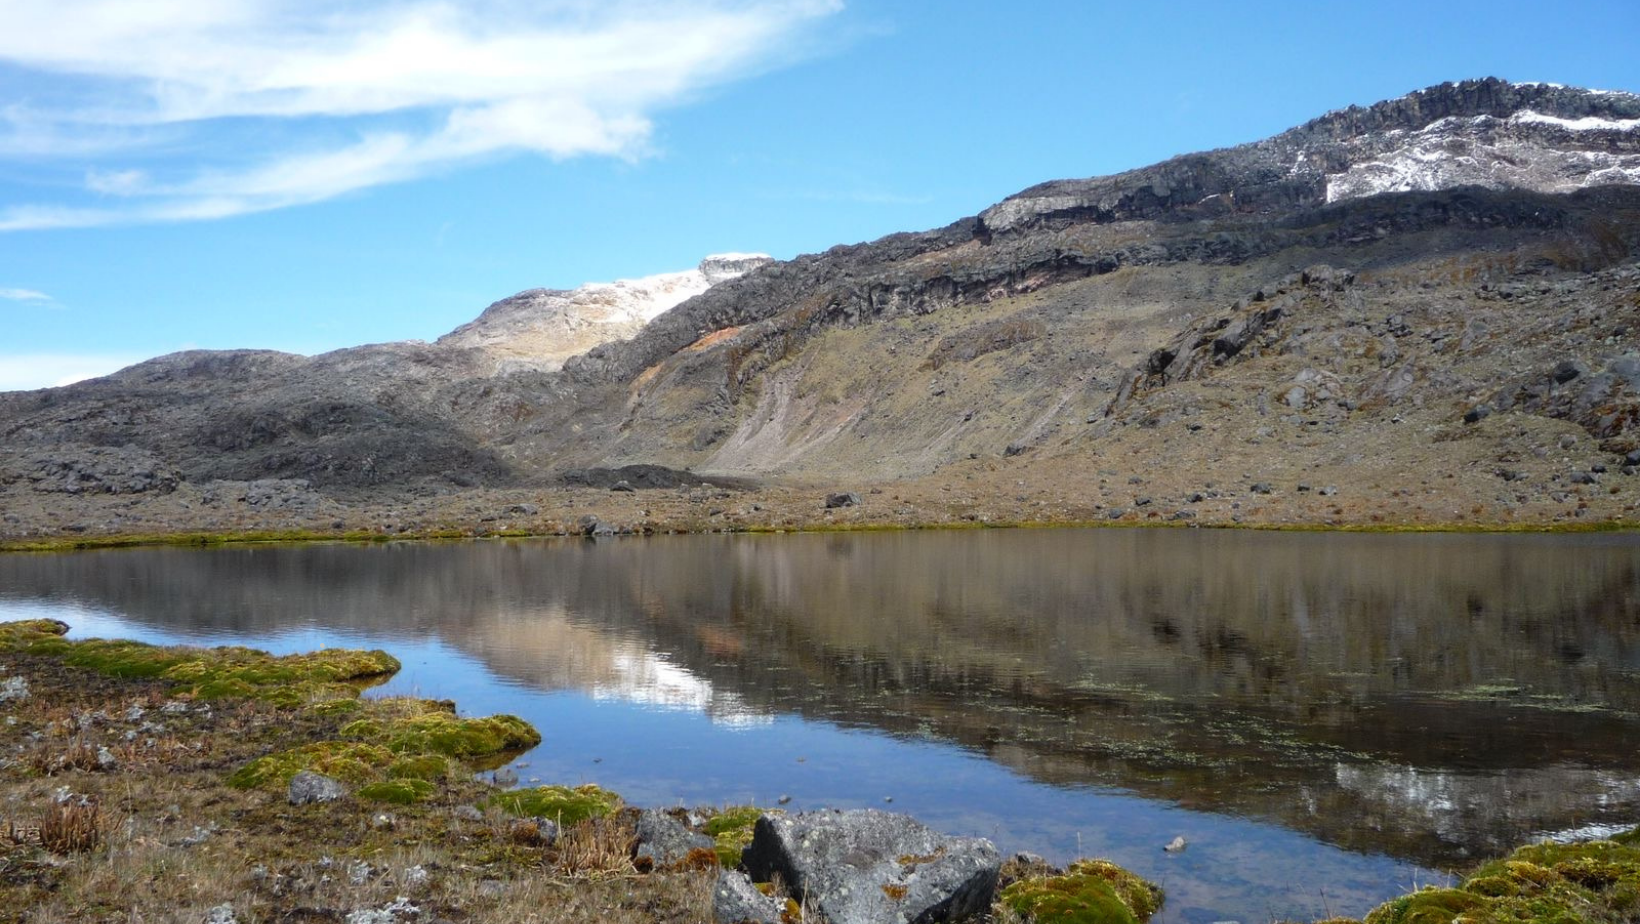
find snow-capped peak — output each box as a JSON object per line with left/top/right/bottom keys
{"left": 438, "top": 253, "right": 773, "bottom": 370}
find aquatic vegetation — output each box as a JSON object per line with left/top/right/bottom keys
{"left": 998, "top": 859, "right": 1164, "bottom": 924}
{"left": 1364, "top": 829, "right": 1640, "bottom": 924}
{"left": 485, "top": 784, "right": 622, "bottom": 826}
{"left": 702, "top": 806, "right": 771, "bottom": 867}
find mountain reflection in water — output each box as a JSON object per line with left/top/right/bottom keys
{"left": 3, "top": 528, "right": 1639, "bottom": 916}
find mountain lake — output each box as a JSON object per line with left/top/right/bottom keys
{"left": 3, "top": 527, "right": 1638, "bottom": 924}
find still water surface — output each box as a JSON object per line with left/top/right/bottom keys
{"left": 3, "top": 529, "right": 1640, "bottom": 923}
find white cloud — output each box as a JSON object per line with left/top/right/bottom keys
{"left": 0, "top": 353, "right": 149, "bottom": 391}
{"left": 0, "top": 288, "right": 52, "bottom": 301}
{"left": 0, "top": 0, "right": 842, "bottom": 229}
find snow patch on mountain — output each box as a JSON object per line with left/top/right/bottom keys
{"left": 1324, "top": 109, "right": 1640, "bottom": 204}
{"left": 438, "top": 253, "right": 772, "bottom": 371}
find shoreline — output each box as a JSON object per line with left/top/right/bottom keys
{"left": 2, "top": 513, "right": 1634, "bottom": 555}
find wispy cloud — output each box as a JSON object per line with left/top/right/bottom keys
{"left": 0, "top": 353, "right": 148, "bottom": 391}
{"left": 0, "top": 1, "right": 842, "bottom": 230}
{"left": 0, "top": 287, "right": 52, "bottom": 302}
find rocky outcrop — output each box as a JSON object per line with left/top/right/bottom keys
{"left": 1, "top": 444, "right": 181, "bottom": 495}
{"left": 740, "top": 809, "right": 1000, "bottom": 924}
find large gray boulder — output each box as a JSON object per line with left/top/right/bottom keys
{"left": 741, "top": 808, "right": 1000, "bottom": 924}
{"left": 634, "top": 808, "right": 714, "bottom": 869}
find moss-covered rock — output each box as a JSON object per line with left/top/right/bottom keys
{"left": 703, "top": 806, "right": 771, "bottom": 868}
{"left": 999, "top": 859, "right": 1164, "bottom": 924}
{"left": 485, "top": 785, "right": 621, "bottom": 826}
{"left": 358, "top": 779, "right": 437, "bottom": 805}
{"left": 1365, "top": 830, "right": 1640, "bottom": 924}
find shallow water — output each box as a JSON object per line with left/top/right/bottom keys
{"left": 4, "top": 528, "right": 1640, "bottom": 923}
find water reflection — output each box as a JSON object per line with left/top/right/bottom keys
{"left": 2, "top": 529, "right": 1639, "bottom": 919}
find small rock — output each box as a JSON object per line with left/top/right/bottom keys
{"left": 1134, "top": 496, "right": 1152, "bottom": 507}
{"left": 453, "top": 805, "right": 484, "bottom": 822}
{"left": 371, "top": 813, "right": 397, "bottom": 830}
{"left": 1571, "top": 472, "right": 1599, "bottom": 485}
{"left": 713, "top": 869, "right": 784, "bottom": 924}
{"left": 1250, "top": 483, "right": 1273, "bottom": 495}
{"left": 0, "top": 676, "right": 29, "bottom": 702}
{"left": 504, "top": 503, "right": 539, "bottom": 516}
{"left": 492, "top": 767, "right": 519, "bottom": 786}
{"left": 610, "top": 481, "right": 636, "bottom": 493}
{"left": 1626, "top": 450, "right": 1640, "bottom": 466}
{"left": 96, "top": 746, "right": 118, "bottom": 770}
{"left": 205, "top": 904, "right": 238, "bottom": 924}
{"left": 1164, "top": 836, "right": 1188, "bottom": 853}
{"left": 1553, "top": 360, "right": 1588, "bottom": 384}
{"left": 634, "top": 809, "right": 714, "bottom": 868}
{"left": 824, "top": 492, "right": 861, "bottom": 509}
{"left": 401, "top": 865, "right": 429, "bottom": 888}
{"left": 348, "top": 860, "right": 374, "bottom": 885}
{"left": 1463, "top": 404, "right": 1492, "bottom": 424}
{"left": 288, "top": 770, "right": 348, "bottom": 805}
{"left": 1318, "top": 485, "right": 1338, "bottom": 496}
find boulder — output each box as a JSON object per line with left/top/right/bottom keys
{"left": 824, "top": 492, "right": 861, "bottom": 509}
{"left": 288, "top": 770, "right": 348, "bottom": 805}
{"left": 634, "top": 808, "right": 714, "bottom": 869}
{"left": 713, "top": 869, "right": 784, "bottom": 924}
{"left": 741, "top": 808, "right": 1000, "bottom": 924}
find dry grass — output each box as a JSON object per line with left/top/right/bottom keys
{"left": 0, "top": 644, "right": 715, "bottom": 924}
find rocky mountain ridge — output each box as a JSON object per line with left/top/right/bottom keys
{"left": 3, "top": 77, "right": 1640, "bottom": 538}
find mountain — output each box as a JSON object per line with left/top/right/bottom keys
{"left": 3, "top": 77, "right": 1639, "bottom": 539}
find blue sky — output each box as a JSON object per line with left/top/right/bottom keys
{"left": 2, "top": 0, "right": 1638, "bottom": 391}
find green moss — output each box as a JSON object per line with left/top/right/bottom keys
{"left": 1365, "top": 830, "right": 1640, "bottom": 924}
{"left": 227, "top": 741, "right": 395, "bottom": 789}
{"left": 387, "top": 755, "right": 450, "bottom": 781}
{"left": 341, "top": 704, "right": 540, "bottom": 759}
{"left": 485, "top": 785, "right": 621, "bottom": 826}
{"left": 1000, "top": 859, "right": 1163, "bottom": 924}
{"left": 703, "top": 806, "right": 770, "bottom": 868}
{"left": 357, "top": 779, "right": 436, "bottom": 805}
{"left": 0, "top": 619, "right": 399, "bottom": 703}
